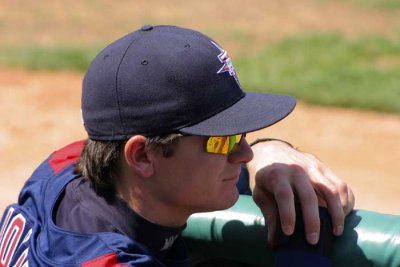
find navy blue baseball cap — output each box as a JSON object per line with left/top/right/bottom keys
{"left": 82, "top": 25, "right": 296, "bottom": 140}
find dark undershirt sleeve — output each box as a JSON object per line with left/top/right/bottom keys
{"left": 274, "top": 206, "right": 334, "bottom": 267}
{"left": 237, "top": 164, "right": 252, "bottom": 195}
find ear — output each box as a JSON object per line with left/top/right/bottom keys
{"left": 124, "top": 135, "right": 154, "bottom": 177}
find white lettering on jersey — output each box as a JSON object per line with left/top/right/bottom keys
{"left": 0, "top": 208, "right": 31, "bottom": 267}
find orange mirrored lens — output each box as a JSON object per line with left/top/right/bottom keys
{"left": 206, "top": 134, "right": 243, "bottom": 154}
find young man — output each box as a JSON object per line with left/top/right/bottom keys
{"left": 0, "top": 25, "right": 353, "bottom": 266}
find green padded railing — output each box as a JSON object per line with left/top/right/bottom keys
{"left": 183, "top": 195, "right": 400, "bottom": 267}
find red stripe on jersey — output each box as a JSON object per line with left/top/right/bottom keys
{"left": 82, "top": 252, "right": 126, "bottom": 267}
{"left": 48, "top": 140, "right": 85, "bottom": 174}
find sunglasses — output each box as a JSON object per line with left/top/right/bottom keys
{"left": 206, "top": 134, "right": 245, "bottom": 155}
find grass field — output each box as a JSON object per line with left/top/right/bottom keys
{"left": 347, "top": 0, "right": 400, "bottom": 8}
{"left": 236, "top": 34, "right": 400, "bottom": 113}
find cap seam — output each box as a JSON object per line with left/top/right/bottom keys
{"left": 114, "top": 37, "right": 138, "bottom": 137}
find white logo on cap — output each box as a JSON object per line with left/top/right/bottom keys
{"left": 211, "top": 41, "right": 241, "bottom": 88}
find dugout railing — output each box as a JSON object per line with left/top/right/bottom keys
{"left": 184, "top": 195, "right": 400, "bottom": 267}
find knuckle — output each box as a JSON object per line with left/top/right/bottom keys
{"left": 328, "top": 187, "right": 340, "bottom": 198}
{"left": 265, "top": 207, "right": 277, "bottom": 218}
{"left": 274, "top": 186, "right": 293, "bottom": 200}
{"left": 301, "top": 191, "right": 319, "bottom": 205}
{"left": 256, "top": 165, "right": 289, "bottom": 185}
{"left": 336, "top": 181, "right": 349, "bottom": 194}
{"left": 290, "top": 164, "right": 311, "bottom": 181}
{"left": 266, "top": 163, "right": 287, "bottom": 176}
{"left": 290, "top": 163, "right": 305, "bottom": 173}
{"left": 252, "top": 189, "right": 264, "bottom": 204}
{"left": 317, "top": 181, "right": 340, "bottom": 198}
{"left": 252, "top": 189, "right": 273, "bottom": 207}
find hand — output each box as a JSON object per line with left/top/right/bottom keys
{"left": 247, "top": 140, "right": 355, "bottom": 245}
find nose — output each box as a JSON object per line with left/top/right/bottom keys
{"left": 228, "top": 137, "right": 254, "bottom": 164}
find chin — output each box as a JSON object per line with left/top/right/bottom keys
{"left": 215, "top": 188, "right": 240, "bottom": 211}
{"left": 194, "top": 189, "right": 240, "bottom": 213}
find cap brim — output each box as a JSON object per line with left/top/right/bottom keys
{"left": 179, "top": 92, "right": 296, "bottom": 136}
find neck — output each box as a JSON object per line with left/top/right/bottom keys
{"left": 115, "top": 179, "right": 189, "bottom": 228}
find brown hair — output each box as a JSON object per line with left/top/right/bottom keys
{"left": 74, "top": 134, "right": 182, "bottom": 192}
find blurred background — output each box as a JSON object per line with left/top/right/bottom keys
{"left": 0, "top": 0, "right": 399, "bottom": 215}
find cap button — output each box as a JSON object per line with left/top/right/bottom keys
{"left": 141, "top": 25, "right": 153, "bottom": 31}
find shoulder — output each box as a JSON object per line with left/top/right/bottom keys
{"left": 0, "top": 205, "right": 167, "bottom": 266}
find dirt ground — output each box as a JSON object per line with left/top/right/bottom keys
{"left": 2, "top": 0, "right": 400, "bottom": 55}
{"left": 0, "top": 68, "right": 399, "bottom": 215}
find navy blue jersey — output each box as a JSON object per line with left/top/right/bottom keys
{"left": 0, "top": 141, "right": 190, "bottom": 267}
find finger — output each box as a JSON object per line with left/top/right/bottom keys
{"left": 322, "top": 166, "right": 355, "bottom": 216}
{"left": 252, "top": 188, "right": 278, "bottom": 244}
{"left": 291, "top": 167, "right": 320, "bottom": 244}
{"left": 265, "top": 204, "right": 278, "bottom": 244}
{"left": 254, "top": 163, "right": 297, "bottom": 237}
{"left": 316, "top": 183, "right": 344, "bottom": 236}
{"left": 261, "top": 196, "right": 279, "bottom": 245}
{"left": 345, "top": 186, "right": 356, "bottom": 215}
{"left": 303, "top": 156, "right": 346, "bottom": 236}
{"left": 273, "top": 178, "right": 296, "bottom": 237}
{"left": 317, "top": 167, "right": 348, "bottom": 235}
